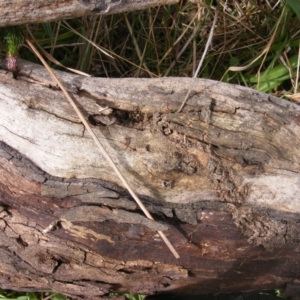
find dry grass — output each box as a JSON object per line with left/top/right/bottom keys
{"left": 0, "top": 2, "right": 289, "bottom": 98}
{"left": 0, "top": 2, "right": 299, "bottom": 299}
{"left": 18, "top": 0, "right": 299, "bottom": 101}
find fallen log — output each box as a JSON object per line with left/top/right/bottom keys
{"left": 0, "top": 0, "right": 179, "bottom": 27}
{"left": 1, "top": 60, "right": 300, "bottom": 299}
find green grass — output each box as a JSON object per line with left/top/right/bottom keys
{"left": 110, "top": 293, "right": 145, "bottom": 300}
{"left": 0, "top": 289, "right": 70, "bottom": 300}
{"left": 0, "top": 289, "right": 146, "bottom": 300}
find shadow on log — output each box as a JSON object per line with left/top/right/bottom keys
{"left": 1, "top": 60, "right": 300, "bottom": 299}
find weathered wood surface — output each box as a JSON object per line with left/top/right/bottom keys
{"left": 0, "top": 0, "right": 179, "bottom": 27}
{"left": 1, "top": 60, "right": 300, "bottom": 299}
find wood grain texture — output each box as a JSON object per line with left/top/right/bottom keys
{"left": 1, "top": 60, "right": 300, "bottom": 298}
{"left": 0, "top": 0, "right": 179, "bottom": 27}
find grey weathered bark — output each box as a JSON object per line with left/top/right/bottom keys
{"left": 0, "top": 0, "right": 179, "bottom": 27}
{"left": 1, "top": 59, "right": 300, "bottom": 299}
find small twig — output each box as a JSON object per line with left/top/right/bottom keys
{"left": 177, "top": 8, "right": 218, "bottom": 113}
{"left": 295, "top": 39, "right": 300, "bottom": 95}
{"left": 26, "top": 38, "right": 180, "bottom": 259}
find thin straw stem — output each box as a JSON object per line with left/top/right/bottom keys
{"left": 26, "top": 38, "right": 179, "bottom": 259}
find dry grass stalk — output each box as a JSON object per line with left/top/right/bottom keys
{"left": 25, "top": 38, "right": 180, "bottom": 259}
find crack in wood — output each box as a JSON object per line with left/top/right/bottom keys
{"left": 54, "top": 206, "right": 169, "bottom": 232}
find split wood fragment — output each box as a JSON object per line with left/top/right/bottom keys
{"left": 25, "top": 38, "right": 180, "bottom": 259}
